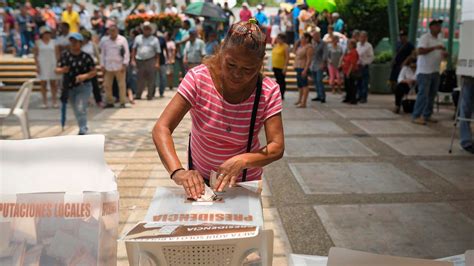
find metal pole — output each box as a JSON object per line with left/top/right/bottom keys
{"left": 387, "top": 0, "right": 400, "bottom": 54}
{"left": 447, "top": 0, "right": 457, "bottom": 69}
{"left": 409, "top": 0, "right": 421, "bottom": 45}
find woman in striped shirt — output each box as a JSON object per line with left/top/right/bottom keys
{"left": 152, "top": 20, "right": 285, "bottom": 199}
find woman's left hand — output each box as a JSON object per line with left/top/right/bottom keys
{"left": 214, "top": 155, "right": 247, "bottom": 192}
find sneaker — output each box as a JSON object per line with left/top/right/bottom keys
{"left": 412, "top": 117, "right": 427, "bottom": 125}
{"left": 312, "top": 97, "right": 322, "bottom": 102}
{"left": 320, "top": 99, "right": 326, "bottom": 103}
{"left": 104, "top": 103, "right": 115, "bottom": 108}
{"left": 461, "top": 145, "right": 474, "bottom": 154}
{"left": 359, "top": 99, "right": 367, "bottom": 104}
{"left": 425, "top": 117, "right": 438, "bottom": 123}
{"left": 120, "top": 103, "right": 126, "bottom": 108}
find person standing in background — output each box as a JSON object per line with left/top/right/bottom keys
{"left": 223, "top": 2, "right": 235, "bottom": 34}
{"left": 131, "top": 22, "right": 161, "bottom": 100}
{"left": 109, "top": 3, "right": 127, "bottom": 35}
{"left": 165, "top": 1, "right": 178, "bottom": 15}
{"left": 332, "top": 12, "right": 344, "bottom": 33}
{"left": 56, "top": 22, "right": 71, "bottom": 54}
{"left": 42, "top": 5, "right": 57, "bottom": 31}
{"left": 52, "top": 2, "right": 63, "bottom": 20}
{"left": 183, "top": 29, "right": 205, "bottom": 71}
{"left": 341, "top": 39, "right": 359, "bottom": 104}
{"left": 310, "top": 30, "right": 328, "bottom": 103}
{"left": 293, "top": 33, "right": 313, "bottom": 108}
{"left": 255, "top": 5, "right": 269, "bottom": 31}
{"left": 15, "top": 5, "right": 35, "bottom": 57}
{"left": 459, "top": 76, "right": 474, "bottom": 154}
{"left": 100, "top": 25, "right": 130, "bottom": 108}
{"left": 205, "top": 31, "right": 219, "bottom": 56}
{"left": 91, "top": 9, "right": 105, "bottom": 36}
{"left": 272, "top": 33, "right": 289, "bottom": 100}
{"left": 156, "top": 31, "right": 168, "bottom": 98}
{"left": 34, "top": 26, "right": 60, "bottom": 109}
{"left": 412, "top": 19, "right": 447, "bottom": 125}
{"left": 239, "top": 2, "right": 252, "bottom": 22}
{"left": 327, "top": 35, "right": 344, "bottom": 94}
{"left": 165, "top": 32, "right": 176, "bottom": 91}
{"left": 62, "top": 3, "right": 80, "bottom": 33}
{"left": 356, "top": 31, "right": 374, "bottom": 103}
{"left": 81, "top": 29, "right": 103, "bottom": 107}
{"left": 79, "top": 3, "right": 92, "bottom": 31}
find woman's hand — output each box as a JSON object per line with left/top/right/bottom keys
{"left": 172, "top": 170, "right": 205, "bottom": 199}
{"left": 214, "top": 155, "right": 246, "bottom": 192}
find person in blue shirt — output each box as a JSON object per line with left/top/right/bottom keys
{"left": 332, "top": 12, "right": 344, "bottom": 33}
{"left": 205, "top": 31, "right": 219, "bottom": 56}
{"left": 292, "top": 5, "right": 301, "bottom": 41}
{"left": 255, "top": 5, "right": 269, "bottom": 27}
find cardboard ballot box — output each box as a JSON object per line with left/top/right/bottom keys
{"left": 0, "top": 135, "right": 119, "bottom": 265}
{"left": 143, "top": 187, "right": 264, "bottom": 227}
{"left": 122, "top": 186, "right": 270, "bottom": 265}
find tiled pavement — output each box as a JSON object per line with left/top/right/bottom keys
{"left": 1, "top": 89, "right": 473, "bottom": 264}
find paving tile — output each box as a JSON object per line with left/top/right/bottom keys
{"left": 290, "top": 162, "right": 427, "bottom": 194}
{"left": 263, "top": 208, "right": 293, "bottom": 256}
{"left": 285, "top": 137, "right": 377, "bottom": 157}
{"left": 314, "top": 203, "right": 474, "bottom": 258}
{"left": 284, "top": 120, "right": 346, "bottom": 135}
{"left": 351, "top": 120, "right": 437, "bottom": 135}
{"left": 378, "top": 137, "right": 469, "bottom": 156}
{"left": 282, "top": 107, "right": 325, "bottom": 120}
{"left": 334, "top": 108, "right": 399, "bottom": 119}
{"left": 418, "top": 160, "right": 474, "bottom": 190}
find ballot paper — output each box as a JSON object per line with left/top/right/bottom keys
{"left": 210, "top": 170, "right": 263, "bottom": 194}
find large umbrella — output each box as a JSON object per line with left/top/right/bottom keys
{"left": 185, "top": 2, "right": 227, "bottom": 22}
{"left": 306, "top": 0, "right": 337, "bottom": 13}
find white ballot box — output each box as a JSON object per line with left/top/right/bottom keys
{"left": 144, "top": 186, "right": 264, "bottom": 227}
{"left": 0, "top": 135, "right": 119, "bottom": 265}
{"left": 122, "top": 186, "right": 272, "bottom": 265}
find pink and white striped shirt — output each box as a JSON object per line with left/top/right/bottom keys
{"left": 178, "top": 64, "right": 282, "bottom": 181}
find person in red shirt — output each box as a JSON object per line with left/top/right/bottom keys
{"left": 239, "top": 3, "right": 252, "bottom": 22}
{"left": 341, "top": 39, "right": 359, "bottom": 104}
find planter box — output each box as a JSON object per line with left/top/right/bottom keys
{"left": 369, "top": 63, "right": 392, "bottom": 94}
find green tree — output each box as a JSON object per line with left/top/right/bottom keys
{"left": 336, "top": 0, "right": 412, "bottom": 46}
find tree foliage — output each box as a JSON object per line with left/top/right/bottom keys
{"left": 336, "top": 0, "right": 412, "bottom": 46}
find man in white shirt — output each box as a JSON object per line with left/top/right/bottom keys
{"left": 164, "top": 1, "right": 178, "bottom": 15}
{"left": 183, "top": 29, "right": 205, "bottom": 72}
{"left": 356, "top": 31, "right": 374, "bottom": 103}
{"left": 79, "top": 3, "right": 92, "bottom": 30}
{"left": 412, "top": 19, "right": 447, "bottom": 125}
{"left": 131, "top": 21, "right": 161, "bottom": 100}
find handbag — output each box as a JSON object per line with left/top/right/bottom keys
{"left": 188, "top": 75, "right": 263, "bottom": 182}
{"left": 402, "top": 94, "right": 416, "bottom": 113}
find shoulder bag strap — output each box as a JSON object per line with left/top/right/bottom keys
{"left": 242, "top": 74, "right": 263, "bottom": 182}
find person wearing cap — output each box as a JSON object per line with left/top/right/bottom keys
{"left": 332, "top": 12, "right": 344, "bottom": 33}
{"left": 152, "top": 20, "right": 284, "bottom": 199}
{"left": 62, "top": 3, "right": 80, "bottom": 33}
{"left": 183, "top": 28, "right": 205, "bottom": 72}
{"left": 389, "top": 30, "right": 415, "bottom": 92}
{"left": 34, "top": 26, "right": 60, "bottom": 109}
{"left": 412, "top": 19, "right": 447, "bottom": 125}
{"left": 131, "top": 22, "right": 161, "bottom": 100}
{"left": 100, "top": 24, "right": 129, "bottom": 108}
{"left": 239, "top": 2, "right": 252, "bottom": 22}
{"left": 165, "top": 1, "right": 178, "bottom": 15}
{"left": 255, "top": 5, "right": 269, "bottom": 28}
{"left": 56, "top": 32, "right": 97, "bottom": 135}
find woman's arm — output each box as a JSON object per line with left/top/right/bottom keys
{"left": 283, "top": 46, "right": 290, "bottom": 73}
{"left": 303, "top": 46, "right": 313, "bottom": 76}
{"left": 152, "top": 93, "right": 205, "bottom": 199}
{"left": 214, "top": 114, "right": 285, "bottom": 191}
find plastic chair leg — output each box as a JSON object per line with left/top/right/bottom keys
{"left": 17, "top": 112, "right": 31, "bottom": 139}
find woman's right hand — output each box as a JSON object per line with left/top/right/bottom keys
{"left": 172, "top": 170, "right": 205, "bottom": 199}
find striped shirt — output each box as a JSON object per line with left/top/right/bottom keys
{"left": 178, "top": 65, "right": 282, "bottom": 181}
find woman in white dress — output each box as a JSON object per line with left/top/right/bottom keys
{"left": 34, "top": 26, "right": 60, "bottom": 108}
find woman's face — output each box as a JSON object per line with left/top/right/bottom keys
{"left": 42, "top": 32, "right": 52, "bottom": 41}
{"left": 300, "top": 36, "right": 308, "bottom": 45}
{"left": 220, "top": 46, "right": 263, "bottom": 93}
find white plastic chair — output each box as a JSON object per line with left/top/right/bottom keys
{"left": 125, "top": 229, "right": 274, "bottom": 266}
{"left": 0, "top": 79, "right": 35, "bottom": 139}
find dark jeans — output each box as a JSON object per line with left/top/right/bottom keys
{"left": 19, "top": 31, "right": 34, "bottom": 56}
{"left": 312, "top": 69, "right": 325, "bottom": 101}
{"left": 344, "top": 75, "right": 357, "bottom": 104}
{"left": 273, "top": 67, "right": 286, "bottom": 99}
{"left": 394, "top": 83, "right": 411, "bottom": 107}
{"left": 357, "top": 65, "right": 370, "bottom": 101}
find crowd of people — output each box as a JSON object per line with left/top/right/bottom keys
{"left": 269, "top": 5, "right": 375, "bottom": 107}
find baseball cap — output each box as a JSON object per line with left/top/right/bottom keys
{"left": 69, "top": 32, "right": 84, "bottom": 42}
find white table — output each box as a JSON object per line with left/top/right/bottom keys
{"left": 144, "top": 186, "right": 264, "bottom": 228}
